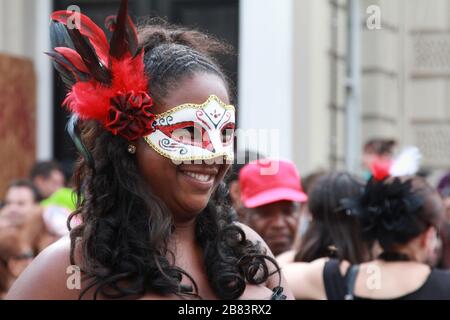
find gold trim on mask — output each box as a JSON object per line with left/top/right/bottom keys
{"left": 142, "top": 137, "right": 235, "bottom": 162}
{"left": 153, "top": 94, "right": 235, "bottom": 119}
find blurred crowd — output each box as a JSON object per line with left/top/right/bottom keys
{"left": 1, "top": 137, "right": 450, "bottom": 299}
{"left": 0, "top": 161, "right": 77, "bottom": 297}
{"left": 227, "top": 138, "right": 450, "bottom": 299}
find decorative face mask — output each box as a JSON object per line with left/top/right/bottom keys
{"left": 144, "top": 95, "right": 235, "bottom": 163}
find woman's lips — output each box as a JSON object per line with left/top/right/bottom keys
{"left": 178, "top": 169, "right": 217, "bottom": 191}
{"left": 183, "top": 171, "right": 213, "bottom": 182}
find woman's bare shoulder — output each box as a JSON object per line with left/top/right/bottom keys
{"left": 234, "top": 222, "right": 295, "bottom": 300}
{"left": 282, "top": 258, "right": 329, "bottom": 300}
{"left": 6, "top": 235, "right": 82, "bottom": 300}
{"left": 276, "top": 249, "right": 297, "bottom": 267}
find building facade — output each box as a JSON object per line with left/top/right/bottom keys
{"left": 239, "top": 0, "right": 450, "bottom": 182}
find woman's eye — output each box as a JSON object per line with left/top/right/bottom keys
{"left": 172, "top": 126, "right": 203, "bottom": 144}
{"left": 221, "top": 126, "right": 235, "bottom": 144}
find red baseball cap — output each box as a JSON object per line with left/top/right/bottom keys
{"left": 239, "top": 159, "right": 308, "bottom": 208}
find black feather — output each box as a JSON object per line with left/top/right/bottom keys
{"left": 53, "top": 62, "right": 76, "bottom": 89}
{"left": 50, "top": 21, "right": 75, "bottom": 49}
{"left": 109, "top": 0, "right": 131, "bottom": 58}
{"left": 67, "top": 114, "right": 95, "bottom": 171}
{"left": 67, "top": 28, "right": 112, "bottom": 85}
{"left": 46, "top": 51, "right": 91, "bottom": 88}
{"left": 126, "top": 16, "right": 139, "bottom": 57}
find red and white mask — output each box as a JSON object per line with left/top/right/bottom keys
{"left": 144, "top": 95, "right": 235, "bottom": 163}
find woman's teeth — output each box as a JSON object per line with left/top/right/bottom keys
{"left": 183, "top": 171, "right": 213, "bottom": 182}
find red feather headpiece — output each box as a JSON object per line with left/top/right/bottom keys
{"left": 48, "top": 0, "right": 155, "bottom": 141}
{"left": 369, "top": 146, "right": 422, "bottom": 181}
{"left": 370, "top": 158, "right": 393, "bottom": 181}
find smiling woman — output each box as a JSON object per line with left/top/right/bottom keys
{"left": 6, "top": 0, "right": 291, "bottom": 300}
{"left": 134, "top": 73, "right": 233, "bottom": 222}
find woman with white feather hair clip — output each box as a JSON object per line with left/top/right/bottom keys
{"left": 282, "top": 147, "right": 450, "bottom": 300}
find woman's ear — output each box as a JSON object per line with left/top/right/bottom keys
{"left": 421, "top": 226, "right": 443, "bottom": 266}
{"left": 421, "top": 226, "right": 437, "bottom": 251}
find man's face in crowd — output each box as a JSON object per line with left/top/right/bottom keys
{"left": 244, "top": 200, "right": 300, "bottom": 256}
{"left": 2, "top": 186, "right": 38, "bottom": 224}
{"left": 33, "top": 169, "right": 65, "bottom": 199}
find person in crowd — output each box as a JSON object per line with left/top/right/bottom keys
{"left": 238, "top": 159, "right": 307, "bottom": 257}
{"left": 30, "top": 160, "right": 66, "bottom": 200}
{"left": 437, "top": 172, "right": 450, "bottom": 268}
{"left": 40, "top": 187, "right": 79, "bottom": 237}
{"left": 276, "top": 170, "right": 326, "bottom": 265}
{"left": 226, "top": 150, "right": 262, "bottom": 220}
{"left": 296, "top": 171, "right": 326, "bottom": 238}
{"left": 438, "top": 172, "right": 450, "bottom": 222}
{"left": 362, "top": 138, "right": 396, "bottom": 180}
{"left": 1, "top": 180, "right": 41, "bottom": 226}
{"left": 1, "top": 180, "right": 57, "bottom": 254}
{"left": 7, "top": 0, "right": 292, "bottom": 300}
{"left": 293, "top": 172, "right": 371, "bottom": 264}
{"left": 0, "top": 227, "right": 34, "bottom": 298}
{"left": 283, "top": 175, "right": 450, "bottom": 300}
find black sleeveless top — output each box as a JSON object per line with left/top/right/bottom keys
{"left": 323, "top": 259, "right": 450, "bottom": 300}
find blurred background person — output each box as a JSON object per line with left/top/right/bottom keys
{"left": 226, "top": 149, "right": 263, "bottom": 221}
{"left": 437, "top": 172, "right": 450, "bottom": 269}
{"left": 29, "top": 160, "right": 75, "bottom": 239}
{"left": 1, "top": 180, "right": 57, "bottom": 254}
{"left": 278, "top": 172, "right": 371, "bottom": 268}
{"left": 30, "top": 161, "right": 66, "bottom": 200}
{"left": 438, "top": 171, "right": 450, "bottom": 223}
{"left": 0, "top": 227, "right": 34, "bottom": 298}
{"left": 276, "top": 170, "right": 326, "bottom": 264}
{"left": 40, "top": 187, "right": 78, "bottom": 238}
{"left": 295, "top": 171, "right": 327, "bottom": 241}
{"left": 294, "top": 172, "right": 371, "bottom": 264}
{"left": 284, "top": 176, "right": 450, "bottom": 300}
{"left": 362, "top": 138, "right": 396, "bottom": 180}
{"left": 1, "top": 180, "right": 42, "bottom": 227}
{"left": 239, "top": 159, "right": 307, "bottom": 257}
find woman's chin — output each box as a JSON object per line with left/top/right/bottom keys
{"left": 176, "top": 195, "right": 210, "bottom": 219}
{"left": 186, "top": 199, "right": 210, "bottom": 214}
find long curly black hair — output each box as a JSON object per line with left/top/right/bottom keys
{"left": 67, "top": 20, "right": 280, "bottom": 300}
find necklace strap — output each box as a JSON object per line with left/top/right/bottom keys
{"left": 378, "top": 251, "right": 411, "bottom": 262}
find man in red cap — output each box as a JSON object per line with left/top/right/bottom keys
{"left": 239, "top": 159, "right": 307, "bottom": 256}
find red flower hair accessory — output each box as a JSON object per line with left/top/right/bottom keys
{"left": 47, "top": 0, "right": 155, "bottom": 140}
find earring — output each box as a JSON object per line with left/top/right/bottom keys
{"left": 127, "top": 145, "right": 136, "bottom": 154}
